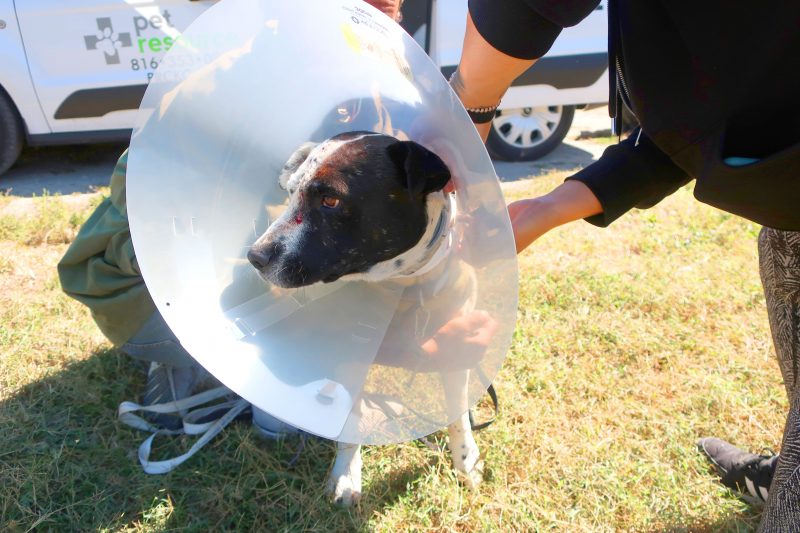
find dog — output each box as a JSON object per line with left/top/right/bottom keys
{"left": 247, "top": 131, "right": 485, "bottom": 505}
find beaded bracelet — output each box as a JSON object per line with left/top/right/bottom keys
{"left": 448, "top": 70, "right": 500, "bottom": 124}
{"left": 463, "top": 103, "right": 500, "bottom": 124}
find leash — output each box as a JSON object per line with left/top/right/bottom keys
{"left": 469, "top": 384, "right": 498, "bottom": 431}
{"left": 119, "top": 387, "right": 250, "bottom": 474}
{"left": 120, "top": 388, "right": 314, "bottom": 474}
{"left": 418, "top": 384, "right": 499, "bottom": 452}
{"left": 119, "top": 381, "right": 498, "bottom": 474}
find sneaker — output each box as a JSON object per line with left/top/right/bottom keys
{"left": 142, "top": 362, "right": 217, "bottom": 430}
{"left": 697, "top": 437, "right": 779, "bottom": 505}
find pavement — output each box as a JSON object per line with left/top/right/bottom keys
{"left": 0, "top": 106, "right": 611, "bottom": 199}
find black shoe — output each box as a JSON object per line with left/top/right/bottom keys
{"left": 697, "top": 437, "right": 779, "bottom": 505}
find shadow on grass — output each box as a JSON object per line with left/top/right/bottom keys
{"left": 0, "top": 348, "right": 428, "bottom": 531}
{"left": 492, "top": 142, "right": 598, "bottom": 183}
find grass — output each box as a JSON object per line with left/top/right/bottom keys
{"left": 0, "top": 192, "right": 105, "bottom": 245}
{"left": 0, "top": 176, "right": 785, "bottom": 531}
{"left": 573, "top": 129, "right": 617, "bottom": 145}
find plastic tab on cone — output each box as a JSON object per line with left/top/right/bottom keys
{"left": 127, "top": 0, "right": 517, "bottom": 444}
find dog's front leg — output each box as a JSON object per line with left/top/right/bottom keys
{"left": 443, "top": 370, "right": 483, "bottom": 489}
{"left": 447, "top": 413, "right": 483, "bottom": 489}
{"left": 327, "top": 441, "right": 363, "bottom": 506}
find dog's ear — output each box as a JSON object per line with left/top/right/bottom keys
{"left": 387, "top": 140, "right": 451, "bottom": 195}
{"left": 279, "top": 142, "right": 316, "bottom": 190}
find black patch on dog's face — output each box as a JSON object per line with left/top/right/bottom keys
{"left": 248, "top": 132, "right": 450, "bottom": 288}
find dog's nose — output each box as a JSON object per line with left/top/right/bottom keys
{"left": 247, "top": 247, "right": 273, "bottom": 271}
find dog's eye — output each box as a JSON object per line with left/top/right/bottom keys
{"left": 321, "top": 196, "right": 340, "bottom": 209}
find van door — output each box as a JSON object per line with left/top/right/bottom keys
{"left": 14, "top": 0, "right": 215, "bottom": 138}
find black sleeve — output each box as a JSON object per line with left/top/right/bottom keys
{"left": 566, "top": 130, "right": 692, "bottom": 227}
{"left": 468, "top": 0, "right": 600, "bottom": 59}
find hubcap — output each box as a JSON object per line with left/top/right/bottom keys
{"left": 492, "top": 106, "right": 563, "bottom": 149}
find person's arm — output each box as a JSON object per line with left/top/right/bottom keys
{"left": 450, "top": 12, "right": 538, "bottom": 141}
{"left": 565, "top": 130, "right": 691, "bottom": 228}
{"left": 451, "top": 1, "right": 689, "bottom": 253}
{"left": 508, "top": 180, "right": 602, "bottom": 252}
{"left": 451, "top": 0, "right": 600, "bottom": 140}
{"left": 510, "top": 131, "right": 692, "bottom": 252}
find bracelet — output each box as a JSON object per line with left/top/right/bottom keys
{"left": 463, "top": 103, "right": 500, "bottom": 124}
{"left": 448, "top": 71, "right": 500, "bottom": 124}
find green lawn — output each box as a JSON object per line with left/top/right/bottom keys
{"left": 0, "top": 175, "right": 785, "bottom": 531}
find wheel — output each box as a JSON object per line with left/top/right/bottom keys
{"left": 0, "top": 88, "right": 24, "bottom": 176}
{"left": 486, "top": 105, "right": 575, "bottom": 162}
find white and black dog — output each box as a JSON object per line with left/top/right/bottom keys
{"left": 247, "top": 131, "right": 483, "bottom": 505}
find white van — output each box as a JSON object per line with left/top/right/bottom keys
{"left": 0, "top": 0, "right": 607, "bottom": 175}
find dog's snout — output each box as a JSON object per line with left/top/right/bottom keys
{"left": 247, "top": 247, "right": 273, "bottom": 271}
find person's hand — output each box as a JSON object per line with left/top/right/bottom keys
{"left": 418, "top": 310, "right": 500, "bottom": 371}
{"left": 363, "top": 0, "right": 403, "bottom": 21}
{"left": 506, "top": 181, "right": 604, "bottom": 253}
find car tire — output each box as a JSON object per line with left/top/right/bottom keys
{"left": 486, "top": 105, "right": 575, "bottom": 162}
{"left": 0, "top": 88, "right": 24, "bottom": 176}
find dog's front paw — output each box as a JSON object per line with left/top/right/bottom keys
{"left": 448, "top": 415, "right": 483, "bottom": 489}
{"left": 327, "top": 472, "right": 362, "bottom": 506}
{"left": 452, "top": 442, "right": 484, "bottom": 489}
{"left": 327, "top": 443, "right": 363, "bottom": 506}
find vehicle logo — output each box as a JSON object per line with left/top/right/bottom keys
{"left": 84, "top": 18, "right": 132, "bottom": 65}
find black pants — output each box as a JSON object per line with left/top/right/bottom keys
{"left": 758, "top": 227, "right": 800, "bottom": 531}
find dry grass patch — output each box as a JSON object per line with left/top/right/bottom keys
{"left": 0, "top": 175, "right": 785, "bottom": 531}
{"left": 0, "top": 192, "right": 104, "bottom": 246}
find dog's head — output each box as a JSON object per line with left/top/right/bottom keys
{"left": 247, "top": 132, "right": 451, "bottom": 288}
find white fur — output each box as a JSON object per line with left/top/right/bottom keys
{"left": 448, "top": 413, "right": 483, "bottom": 489}
{"left": 443, "top": 370, "right": 483, "bottom": 488}
{"left": 328, "top": 442, "right": 363, "bottom": 506}
{"left": 278, "top": 142, "right": 316, "bottom": 191}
